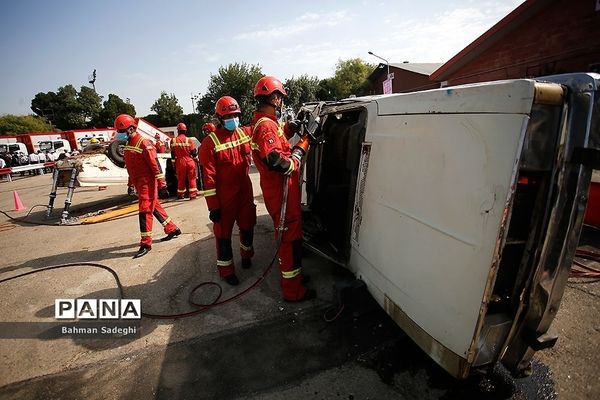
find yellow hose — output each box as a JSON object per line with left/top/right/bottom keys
{"left": 80, "top": 203, "right": 139, "bottom": 224}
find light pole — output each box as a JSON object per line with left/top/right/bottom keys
{"left": 368, "top": 51, "right": 390, "bottom": 78}
{"left": 191, "top": 93, "right": 199, "bottom": 114}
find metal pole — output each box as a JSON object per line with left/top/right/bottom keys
{"left": 368, "top": 51, "right": 390, "bottom": 78}
{"left": 46, "top": 167, "right": 60, "bottom": 218}
{"left": 61, "top": 167, "right": 79, "bottom": 224}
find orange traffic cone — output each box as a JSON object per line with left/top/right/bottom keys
{"left": 12, "top": 190, "right": 26, "bottom": 212}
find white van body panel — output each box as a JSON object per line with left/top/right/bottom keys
{"left": 302, "top": 73, "right": 599, "bottom": 378}
{"left": 75, "top": 154, "right": 169, "bottom": 187}
{"left": 349, "top": 81, "right": 534, "bottom": 363}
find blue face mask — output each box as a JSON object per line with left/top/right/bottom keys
{"left": 223, "top": 117, "right": 240, "bottom": 131}
{"left": 116, "top": 131, "right": 128, "bottom": 141}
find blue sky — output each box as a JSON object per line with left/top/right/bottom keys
{"left": 0, "top": 0, "right": 524, "bottom": 117}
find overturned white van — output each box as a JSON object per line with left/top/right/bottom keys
{"left": 300, "top": 73, "right": 599, "bottom": 378}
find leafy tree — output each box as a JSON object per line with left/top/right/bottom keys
{"left": 150, "top": 92, "right": 184, "bottom": 126}
{"left": 31, "top": 84, "right": 137, "bottom": 129}
{"left": 328, "top": 58, "right": 375, "bottom": 99}
{"left": 97, "top": 94, "right": 136, "bottom": 128}
{"left": 31, "top": 86, "right": 86, "bottom": 130}
{"left": 78, "top": 86, "right": 103, "bottom": 127}
{"left": 317, "top": 78, "right": 336, "bottom": 101}
{"left": 39, "top": 85, "right": 87, "bottom": 130}
{"left": 198, "top": 62, "right": 263, "bottom": 124}
{"left": 141, "top": 113, "right": 161, "bottom": 128}
{"left": 0, "top": 114, "right": 55, "bottom": 135}
{"left": 30, "top": 91, "right": 59, "bottom": 127}
{"left": 284, "top": 75, "right": 320, "bottom": 112}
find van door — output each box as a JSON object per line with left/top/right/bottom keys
{"left": 302, "top": 73, "right": 599, "bottom": 378}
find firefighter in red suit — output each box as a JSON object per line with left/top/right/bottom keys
{"left": 154, "top": 133, "right": 167, "bottom": 153}
{"left": 171, "top": 122, "right": 198, "bottom": 199}
{"left": 251, "top": 76, "right": 315, "bottom": 302}
{"left": 202, "top": 122, "right": 216, "bottom": 137}
{"left": 200, "top": 96, "right": 256, "bottom": 286}
{"left": 114, "top": 114, "right": 181, "bottom": 259}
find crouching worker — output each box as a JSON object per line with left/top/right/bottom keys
{"left": 200, "top": 96, "right": 256, "bottom": 286}
{"left": 114, "top": 114, "right": 181, "bottom": 259}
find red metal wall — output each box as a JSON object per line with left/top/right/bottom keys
{"left": 370, "top": 67, "right": 439, "bottom": 95}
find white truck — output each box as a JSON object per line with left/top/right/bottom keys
{"left": 0, "top": 141, "right": 28, "bottom": 156}
{"left": 38, "top": 139, "right": 71, "bottom": 154}
{"left": 299, "top": 73, "right": 599, "bottom": 378}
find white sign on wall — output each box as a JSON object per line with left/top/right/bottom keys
{"left": 383, "top": 78, "right": 393, "bottom": 94}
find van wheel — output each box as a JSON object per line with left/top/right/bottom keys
{"left": 107, "top": 140, "right": 126, "bottom": 168}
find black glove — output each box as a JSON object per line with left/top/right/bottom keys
{"left": 291, "top": 146, "right": 305, "bottom": 163}
{"left": 209, "top": 209, "right": 221, "bottom": 223}
{"left": 127, "top": 185, "right": 136, "bottom": 196}
{"left": 288, "top": 119, "right": 304, "bottom": 135}
{"left": 158, "top": 186, "right": 170, "bottom": 199}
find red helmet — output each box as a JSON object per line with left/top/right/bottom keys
{"left": 114, "top": 114, "right": 137, "bottom": 131}
{"left": 254, "top": 76, "right": 287, "bottom": 98}
{"left": 202, "top": 122, "right": 216, "bottom": 132}
{"left": 215, "top": 96, "right": 241, "bottom": 117}
{"left": 177, "top": 122, "right": 187, "bottom": 132}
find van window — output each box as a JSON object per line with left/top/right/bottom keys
{"left": 54, "top": 141, "right": 65, "bottom": 150}
{"left": 39, "top": 141, "right": 53, "bottom": 151}
{"left": 8, "top": 144, "right": 21, "bottom": 153}
{"left": 0, "top": 144, "right": 7, "bottom": 153}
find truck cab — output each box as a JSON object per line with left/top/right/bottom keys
{"left": 38, "top": 139, "right": 71, "bottom": 154}
{"left": 0, "top": 143, "right": 28, "bottom": 156}
{"left": 300, "top": 73, "right": 599, "bottom": 378}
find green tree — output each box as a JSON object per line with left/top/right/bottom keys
{"left": 31, "top": 85, "right": 91, "bottom": 129}
{"left": 317, "top": 78, "right": 336, "bottom": 101}
{"left": 150, "top": 92, "right": 184, "bottom": 126}
{"left": 198, "top": 62, "right": 263, "bottom": 124}
{"left": 328, "top": 58, "right": 375, "bottom": 99}
{"left": 31, "top": 84, "right": 137, "bottom": 129}
{"left": 30, "top": 91, "right": 59, "bottom": 127}
{"left": 78, "top": 86, "right": 103, "bottom": 127}
{"left": 0, "top": 114, "right": 55, "bottom": 135}
{"left": 97, "top": 94, "right": 136, "bottom": 128}
{"left": 53, "top": 85, "right": 86, "bottom": 129}
{"left": 284, "top": 75, "right": 320, "bottom": 112}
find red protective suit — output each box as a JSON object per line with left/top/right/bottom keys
{"left": 200, "top": 126, "right": 256, "bottom": 278}
{"left": 250, "top": 112, "right": 307, "bottom": 301}
{"left": 171, "top": 133, "right": 198, "bottom": 199}
{"left": 155, "top": 139, "right": 167, "bottom": 154}
{"left": 124, "top": 133, "right": 179, "bottom": 248}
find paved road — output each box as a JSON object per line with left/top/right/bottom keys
{"left": 0, "top": 172, "right": 597, "bottom": 399}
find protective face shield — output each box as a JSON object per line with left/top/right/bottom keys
{"left": 223, "top": 117, "right": 240, "bottom": 131}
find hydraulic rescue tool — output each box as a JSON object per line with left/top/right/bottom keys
{"left": 277, "top": 102, "right": 325, "bottom": 234}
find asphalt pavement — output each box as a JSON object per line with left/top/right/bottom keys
{"left": 0, "top": 171, "right": 598, "bottom": 400}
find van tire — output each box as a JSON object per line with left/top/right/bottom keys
{"left": 107, "top": 140, "right": 126, "bottom": 168}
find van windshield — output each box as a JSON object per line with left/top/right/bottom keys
{"left": 39, "top": 141, "right": 53, "bottom": 151}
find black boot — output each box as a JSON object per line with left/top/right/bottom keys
{"left": 133, "top": 245, "right": 151, "bottom": 259}
{"left": 241, "top": 258, "right": 252, "bottom": 269}
{"left": 224, "top": 274, "right": 240, "bottom": 286}
{"left": 160, "top": 228, "right": 181, "bottom": 242}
